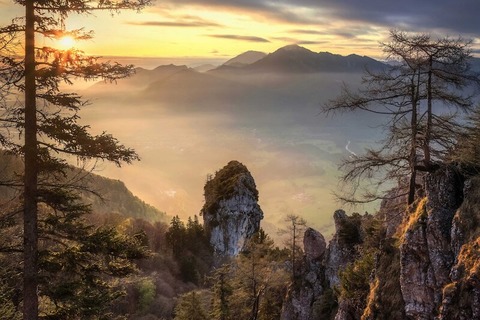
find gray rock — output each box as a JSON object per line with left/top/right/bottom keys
{"left": 280, "top": 227, "right": 326, "bottom": 320}
{"left": 304, "top": 227, "right": 326, "bottom": 261}
{"left": 379, "top": 187, "right": 408, "bottom": 238}
{"left": 325, "top": 210, "right": 358, "bottom": 288}
{"left": 201, "top": 161, "right": 263, "bottom": 256}
{"left": 400, "top": 166, "right": 463, "bottom": 319}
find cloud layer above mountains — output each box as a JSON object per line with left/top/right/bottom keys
{"left": 157, "top": 0, "right": 480, "bottom": 36}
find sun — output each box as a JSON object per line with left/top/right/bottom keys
{"left": 57, "top": 35, "right": 76, "bottom": 49}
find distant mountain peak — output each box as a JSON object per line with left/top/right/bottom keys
{"left": 245, "top": 44, "right": 386, "bottom": 73}
{"left": 223, "top": 50, "right": 266, "bottom": 67}
{"left": 277, "top": 44, "right": 312, "bottom": 52}
{"left": 153, "top": 64, "right": 189, "bottom": 72}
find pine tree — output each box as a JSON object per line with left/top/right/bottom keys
{"left": 0, "top": 1, "right": 152, "bottom": 318}
{"left": 174, "top": 291, "right": 209, "bottom": 320}
{"left": 232, "top": 230, "right": 288, "bottom": 320}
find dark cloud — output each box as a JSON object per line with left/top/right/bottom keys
{"left": 472, "top": 49, "right": 480, "bottom": 55}
{"left": 306, "top": 0, "right": 480, "bottom": 36}
{"left": 290, "top": 29, "right": 325, "bottom": 35}
{"left": 128, "top": 17, "right": 221, "bottom": 27}
{"left": 272, "top": 36, "right": 327, "bottom": 46}
{"left": 155, "top": 0, "right": 320, "bottom": 24}
{"left": 289, "top": 29, "right": 367, "bottom": 39}
{"left": 158, "top": 1, "right": 480, "bottom": 37}
{"left": 129, "top": 21, "right": 220, "bottom": 27}
{"left": 208, "top": 34, "right": 270, "bottom": 42}
{"left": 296, "top": 40, "right": 327, "bottom": 45}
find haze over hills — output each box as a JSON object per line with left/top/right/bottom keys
{"left": 250, "top": 44, "right": 386, "bottom": 73}
{"left": 0, "top": 152, "right": 167, "bottom": 223}
{"left": 79, "top": 45, "right": 393, "bottom": 235}
{"left": 212, "top": 44, "right": 387, "bottom": 74}
{"left": 223, "top": 50, "right": 267, "bottom": 67}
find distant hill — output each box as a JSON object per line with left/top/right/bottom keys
{"left": 142, "top": 67, "right": 252, "bottom": 104}
{"left": 223, "top": 50, "right": 266, "bottom": 67}
{"left": 193, "top": 64, "right": 217, "bottom": 73}
{"left": 243, "top": 44, "right": 387, "bottom": 73}
{"left": 88, "top": 64, "right": 190, "bottom": 93}
{"left": 211, "top": 50, "right": 266, "bottom": 74}
{"left": 83, "top": 46, "right": 376, "bottom": 119}
{"left": 87, "top": 45, "right": 386, "bottom": 98}
{"left": 0, "top": 152, "right": 167, "bottom": 223}
{"left": 80, "top": 174, "right": 167, "bottom": 223}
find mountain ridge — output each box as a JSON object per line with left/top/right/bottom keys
{"left": 210, "top": 44, "right": 387, "bottom": 74}
{"left": 0, "top": 152, "right": 167, "bottom": 223}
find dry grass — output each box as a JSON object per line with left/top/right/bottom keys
{"left": 397, "top": 197, "right": 428, "bottom": 243}
{"left": 454, "top": 176, "right": 480, "bottom": 244}
{"left": 360, "top": 239, "right": 405, "bottom": 320}
{"left": 457, "top": 236, "right": 480, "bottom": 277}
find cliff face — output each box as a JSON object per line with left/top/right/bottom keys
{"left": 284, "top": 165, "right": 480, "bottom": 320}
{"left": 201, "top": 160, "right": 263, "bottom": 256}
{"left": 324, "top": 210, "right": 361, "bottom": 288}
{"left": 400, "top": 166, "right": 464, "bottom": 319}
{"left": 437, "top": 175, "right": 480, "bottom": 320}
{"left": 281, "top": 211, "right": 369, "bottom": 320}
{"left": 280, "top": 228, "right": 326, "bottom": 320}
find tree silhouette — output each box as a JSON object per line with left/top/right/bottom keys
{"left": 324, "top": 30, "right": 480, "bottom": 205}
{"left": 280, "top": 214, "right": 306, "bottom": 280}
{"left": 0, "top": 1, "right": 151, "bottom": 318}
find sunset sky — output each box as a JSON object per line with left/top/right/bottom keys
{"left": 1, "top": 0, "right": 480, "bottom": 63}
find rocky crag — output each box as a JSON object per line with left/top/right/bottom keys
{"left": 280, "top": 227, "right": 326, "bottom": 320}
{"left": 201, "top": 160, "right": 263, "bottom": 256}
{"left": 282, "top": 165, "right": 480, "bottom": 319}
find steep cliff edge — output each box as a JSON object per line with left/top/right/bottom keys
{"left": 438, "top": 175, "right": 480, "bottom": 320}
{"left": 280, "top": 228, "right": 326, "bottom": 320}
{"left": 283, "top": 165, "right": 480, "bottom": 320}
{"left": 400, "top": 166, "right": 464, "bottom": 319}
{"left": 280, "top": 211, "right": 376, "bottom": 320}
{"left": 201, "top": 160, "right": 263, "bottom": 256}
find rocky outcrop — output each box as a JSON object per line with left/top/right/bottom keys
{"left": 438, "top": 238, "right": 480, "bottom": 320}
{"left": 361, "top": 239, "right": 405, "bottom": 320}
{"left": 201, "top": 160, "right": 263, "bottom": 256}
{"left": 379, "top": 187, "right": 408, "bottom": 238}
{"left": 400, "top": 166, "right": 464, "bottom": 319}
{"left": 304, "top": 228, "right": 326, "bottom": 261}
{"left": 325, "top": 210, "right": 361, "bottom": 288}
{"left": 438, "top": 175, "right": 480, "bottom": 320}
{"left": 281, "top": 211, "right": 370, "bottom": 320}
{"left": 280, "top": 228, "right": 326, "bottom": 320}
{"left": 281, "top": 165, "right": 480, "bottom": 320}
{"left": 283, "top": 166, "right": 480, "bottom": 320}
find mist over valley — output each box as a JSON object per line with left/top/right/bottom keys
{"left": 78, "top": 45, "right": 387, "bottom": 236}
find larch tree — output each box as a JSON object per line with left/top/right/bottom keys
{"left": 0, "top": 0, "right": 152, "bottom": 319}
{"left": 209, "top": 264, "right": 233, "bottom": 320}
{"left": 231, "top": 229, "right": 288, "bottom": 320}
{"left": 174, "top": 291, "right": 209, "bottom": 320}
{"left": 280, "top": 214, "right": 306, "bottom": 281}
{"left": 323, "top": 30, "right": 480, "bottom": 205}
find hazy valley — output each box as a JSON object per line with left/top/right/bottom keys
{"left": 79, "top": 45, "right": 388, "bottom": 236}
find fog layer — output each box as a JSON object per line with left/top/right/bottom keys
{"left": 80, "top": 66, "right": 383, "bottom": 236}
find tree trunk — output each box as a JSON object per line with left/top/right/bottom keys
{"left": 408, "top": 73, "right": 419, "bottom": 205}
{"left": 424, "top": 56, "right": 433, "bottom": 169}
{"left": 292, "top": 223, "right": 296, "bottom": 279}
{"left": 23, "top": 0, "right": 38, "bottom": 319}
